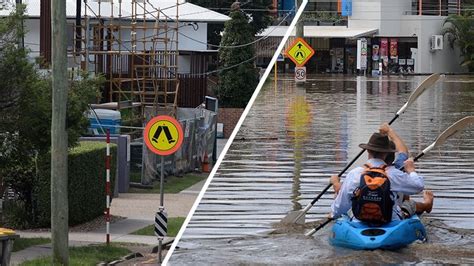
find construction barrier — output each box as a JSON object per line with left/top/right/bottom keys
{"left": 140, "top": 106, "right": 216, "bottom": 185}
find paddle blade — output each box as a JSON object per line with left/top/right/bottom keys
{"left": 398, "top": 73, "right": 440, "bottom": 115}
{"left": 280, "top": 210, "right": 306, "bottom": 225}
{"left": 431, "top": 116, "right": 474, "bottom": 150}
{"left": 406, "top": 73, "right": 441, "bottom": 107}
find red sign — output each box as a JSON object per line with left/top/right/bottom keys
{"left": 380, "top": 38, "right": 388, "bottom": 58}
{"left": 390, "top": 38, "right": 398, "bottom": 59}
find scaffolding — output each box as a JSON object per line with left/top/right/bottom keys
{"left": 74, "top": 0, "right": 180, "bottom": 117}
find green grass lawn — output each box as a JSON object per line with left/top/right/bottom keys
{"left": 21, "top": 244, "right": 131, "bottom": 266}
{"left": 129, "top": 171, "right": 141, "bottom": 183}
{"left": 130, "top": 217, "right": 185, "bottom": 237}
{"left": 129, "top": 173, "right": 207, "bottom": 193}
{"left": 13, "top": 237, "right": 51, "bottom": 252}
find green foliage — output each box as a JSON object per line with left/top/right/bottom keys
{"left": 3, "top": 142, "right": 116, "bottom": 228}
{"left": 216, "top": 9, "right": 259, "bottom": 108}
{"left": 301, "top": 12, "right": 344, "bottom": 25}
{"left": 32, "top": 142, "right": 117, "bottom": 228}
{"left": 21, "top": 244, "right": 130, "bottom": 266}
{"left": 0, "top": 7, "right": 104, "bottom": 228}
{"left": 188, "top": 0, "right": 273, "bottom": 44}
{"left": 442, "top": 11, "right": 474, "bottom": 72}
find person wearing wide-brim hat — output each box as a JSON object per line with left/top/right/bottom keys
{"left": 358, "top": 132, "right": 397, "bottom": 153}
{"left": 329, "top": 130, "right": 425, "bottom": 223}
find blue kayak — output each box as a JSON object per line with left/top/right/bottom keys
{"left": 329, "top": 215, "right": 426, "bottom": 250}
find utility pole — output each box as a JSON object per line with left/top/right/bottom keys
{"left": 296, "top": 0, "right": 304, "bottom": 87}
{"left": 51, "top": 0, "right": 69, "bottom": 264}
{"left": 296, "top": 0, "right": 304, "bottom": 38}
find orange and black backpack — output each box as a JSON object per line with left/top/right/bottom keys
{"left": 351, "top": 164, "right": 393, "bottom": 224}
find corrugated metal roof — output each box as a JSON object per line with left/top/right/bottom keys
{"left": 0, "top": 0, "right": 229, "bottom": 22}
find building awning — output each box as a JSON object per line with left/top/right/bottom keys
{"left": 258, "top": 26, "right": 379, "bottom": 39}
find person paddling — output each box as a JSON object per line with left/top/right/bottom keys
{"left": 379, "top": 123, "right": 434, "bottom": 217}
{"left": 329, "top": 132, "right": 424, "bottom": 223}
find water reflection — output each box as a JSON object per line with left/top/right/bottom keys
{"left": 170, "top": 75, "right": 474, "bottom": 264}
{"left": 285, "top": 86, "right": 312, "bottom": 211}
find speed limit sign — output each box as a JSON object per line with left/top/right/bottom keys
{"left": 295, "top": 66, "right": 306, "bottom": 83}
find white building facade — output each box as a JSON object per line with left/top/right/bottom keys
{"left": 260, "top": 0, "right": 466, "bottom": 74}
{"left": 349, "top": 0, "right": 464, "bottom": 73}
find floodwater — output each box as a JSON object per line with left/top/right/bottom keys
{"left": 169, "top": 75, "right": 474, "bottom": 265}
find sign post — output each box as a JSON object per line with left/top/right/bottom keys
{"left": 357, "top": 38, "right": 368, "bottom": 75}
{"left": 143, "top": 115, "right": 184, "bottom": 263}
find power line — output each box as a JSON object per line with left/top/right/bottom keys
{"left": 188, "top": 56, "right": 258, "bottom": 77}
{"left": 179, "top": 9, "right": 295, "bottom": 49}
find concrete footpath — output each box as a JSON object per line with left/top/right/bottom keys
{"left": 10, "top": 138, "right": 228, "bottom": 265}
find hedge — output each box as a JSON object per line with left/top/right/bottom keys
{"left": 34, "top": 141, "right": 116, "bottom": 227}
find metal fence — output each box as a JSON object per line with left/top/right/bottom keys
{"left": 139, "top": 106, "right": 216, "bottom": 185}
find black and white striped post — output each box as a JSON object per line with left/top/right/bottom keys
{"left": 156, "top": 156, "right": 167, "bottom": 263}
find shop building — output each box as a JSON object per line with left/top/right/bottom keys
{"left": 259, "top": 0, "right": 466, "bottom": 74}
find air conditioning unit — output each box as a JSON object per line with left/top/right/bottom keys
{"left": 431, "top": 35, "right": 443, "bottom": 50}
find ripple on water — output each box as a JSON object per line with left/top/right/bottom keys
{"left": 170, "top": 75, "right": 474, "bottom": 264}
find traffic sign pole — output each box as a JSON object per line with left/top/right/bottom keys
{"left": 159, "top": 155, "right": 165, "bottom": 263}
{"left": 143, "top": 115, "right": 183, "bottom": 264}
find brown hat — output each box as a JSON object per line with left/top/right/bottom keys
{"left": 359, "top": 133, "right": 397, "bottom": 153}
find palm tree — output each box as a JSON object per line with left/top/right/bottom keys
{"left": 442, "top": 11, "right": 474, "bottom": 72}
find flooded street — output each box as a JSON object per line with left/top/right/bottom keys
{"left": 170, "top": 75, "right": 474, "bottom": 265}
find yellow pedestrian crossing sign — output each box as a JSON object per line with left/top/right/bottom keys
{"left": 285, "top": 38, "right": 315, "bottom": 67}
{"left": 144, "top": 115, "right": 183, "bottom": 156}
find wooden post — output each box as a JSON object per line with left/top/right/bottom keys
{"left": 419, "top": 0, "right": 423, "bottom": 15}
{"left": 40, "top": 0, "right": 52, "bottom": 66}
{"left": 51, "top": 0, "right": 69, "bottom": 264}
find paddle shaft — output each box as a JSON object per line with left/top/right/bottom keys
{"left": 309, "top": 114, "right": 400, "bottom": 206}
{"left": 305, "top": 218, "right": 334, "bottom": 237}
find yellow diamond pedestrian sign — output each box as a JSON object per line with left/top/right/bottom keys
{"left": 285, "top": 38, "right": 315, "bottom": 67}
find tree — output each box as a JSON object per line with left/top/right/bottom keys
{"left": 442, "top": 11, "right": 474, "bottom": 72}
{"left": 189, "top": 0, "right": 274, "bottom": 45}
{"left": 217, "top": 5, "right": 258, "bottom": 108}
{"left": 0, "top": 6, "right": 102, "bottom": 231}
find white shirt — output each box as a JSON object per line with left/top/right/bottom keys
{"left": 331, "top": 158, "right": 424, "bottom": 221}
